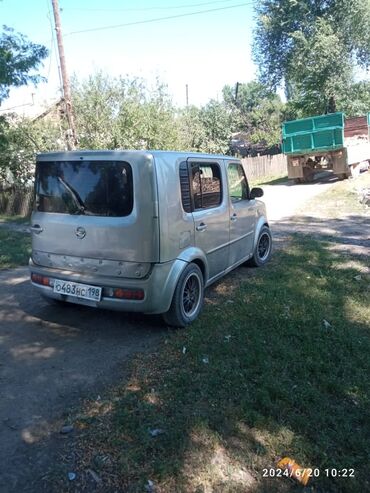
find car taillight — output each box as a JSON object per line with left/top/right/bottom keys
{"left": 31, "top": 273, "right": 50, "bottom": 286}
{"left": 113, "top": 288, "right": 144, "bottom": 300}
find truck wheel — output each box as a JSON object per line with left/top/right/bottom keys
{"left": 303, "top": 166, "right": 315, "bottom": 182}
{"left": 247, "top": 226, "right": 272, "bottom": 267}
{"left": 163, "top": 263, "right": 204, "bottom": 327}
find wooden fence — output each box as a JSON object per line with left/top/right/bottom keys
{"left": 242, "top": 153, "right": 287, "bottom": 182}
{"left": 0, "top": 188, "right": 33, "bottom": 217}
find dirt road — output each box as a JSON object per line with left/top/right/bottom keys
{"left": 261, "top": 172, "right": 337, "bottom": 220}
{"left": 0, "top": 273, "right": 166, "bottom": 491}
{"left": 0, "top": 173, "right": 360, "bottom": 492}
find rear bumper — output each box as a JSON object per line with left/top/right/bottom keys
{"left": 29, "top": 258, "right": 187, "bottom": 314}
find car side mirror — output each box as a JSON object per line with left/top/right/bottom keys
{"left": 250, "top": 187, "right": 264, "bottom": 199}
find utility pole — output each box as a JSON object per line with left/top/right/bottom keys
{"left": 235, "top": 82, "right": 240, "bottom": 104}
{"left": 51, "top": 0, "right": 77, "bottom": 150}
{"left": 185, "top": 84, "right": 189, "bottom": 106}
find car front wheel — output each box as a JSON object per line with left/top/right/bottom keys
{"left": 247, "top": 226, "right": 272, "bottom": 267}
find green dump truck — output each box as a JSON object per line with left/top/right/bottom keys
{"left": 282, "top": 112, "right": 370, "bottom": 183}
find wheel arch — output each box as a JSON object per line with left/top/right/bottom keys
{"left": 253, "top": 216, "right": 270, "bottom": 249}
{"left": 162, "top": 261, "right": 205, "bottom": 327}
{"left": 177, "top": 247, "right": 209, "bottom": 284}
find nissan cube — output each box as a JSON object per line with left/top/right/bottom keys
{"left": 30, "top": 150, "right": 272, "bottom": 326}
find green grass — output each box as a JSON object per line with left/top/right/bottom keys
{"left": 25, "top": 173, "right": 369, "bottom": 492}
{"left": 0, "top": 229, "right": 31, "bottom": 269}
{"left": 297, "top": 171, "right": 370, "bottom": 218}
{"left": 0, "top": 214, "right": 30, "bottom": 224}
{"left": 65, "top": 238, "right": 370, "bottom": 493}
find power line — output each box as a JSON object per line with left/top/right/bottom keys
{"left": 0, "top": 102, "right": 34, "bottom": 112}
{"left": 61, "top": 0, "right": 238, "bottom": 13}
{"left": 66, "top": 2, "right": 251, "bottom": 36}
{"left": 45, "top": 0, "right": 56, "bottom": 80}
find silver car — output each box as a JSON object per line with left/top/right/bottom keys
{"left": 30, "top": 150, "right": 272, "bottom": 326}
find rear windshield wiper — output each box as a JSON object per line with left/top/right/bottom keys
{"left": 57, "top": 177, "right": 88, "bottom": 215}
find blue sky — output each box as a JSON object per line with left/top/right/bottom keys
{"left": 0, "top": 0, "right": 256, "bottom": 114}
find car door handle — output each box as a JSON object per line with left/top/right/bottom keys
{"left": 196, "top": 223, "right": 207, "bottom": 232}
{"left": 31, "top": 225, "right": 43, "bottom": 234}
{"left": 230, "top": 213, "right": 237, "bottom": 222}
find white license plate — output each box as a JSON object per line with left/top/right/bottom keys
{"left": 53, "top": 279, "right": 102, "bottom": 301}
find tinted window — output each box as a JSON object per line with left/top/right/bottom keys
{"left": 35, "top": 160, "right": 133, "bottom": 217}
{"left": 227, "top": 163, "right": 249, "bottom": 201}
{"left": 191, "top": 163, "right": 222, "bottom": 209}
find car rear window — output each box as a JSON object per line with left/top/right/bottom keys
{"left": 35, "top": 160, "right": 133, "bottom": 217}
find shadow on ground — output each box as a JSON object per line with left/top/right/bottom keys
{"left": 49, "top": 222, "right": 370, "bottom": 493}
{"left": 0, "top": 272, "right": 167, "bottom": 492}
{"left": 272, "top": 214, "right": 370, "bottom": 259}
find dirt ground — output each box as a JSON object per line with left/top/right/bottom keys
{"left": 0, "top": 172, "right": 369, "bottom": 492}
{"left": 261, "top": 171, "right": 338, "bottom": 220}
{"left": 0, "top": 277, "right": 167, "bottom": 492}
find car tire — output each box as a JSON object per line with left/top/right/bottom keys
{"left": 247, "top": 226, "right": 272, "bottom": 267}
{"left": 338, "top": 173, "right": 348, "bottom": 180}
{"left": 302, "top": 166, "right": 315, "bottom": 183}
{"left": 163, "top": 263, "right": 204, "bottom": 328}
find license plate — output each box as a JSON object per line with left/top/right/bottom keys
{"left": 53, "top": 279, "right": 102, "bottom": 301}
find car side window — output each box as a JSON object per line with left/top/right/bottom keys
{"left": 227, "top": 163, "right": 249, "bottom": 202}
{"left": 191, "top": 163, "right": 222, "bottom": 209}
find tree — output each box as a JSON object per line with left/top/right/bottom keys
{"left": 197, "top": 100, "right": 233, "bottom": 154}
{"left": 253, "top": 0, "right": 370, "bottom": 115}
{"left": 177, "top": 105, "right": 207, "bottom": 151}
{"left": 0, "top": 26, "right": 48, "bottom": 103}
{"left": 284, "top": 19, "right": 353, "bottom": 115}
{"left": 72, "top": 72, "right": 181, "bottom": 150}
{"left": 343, "top": 81, "right": 370, "bottom": 116}
{"left": 223, "top": 81, "right": 284, "bottom": 146}
{"left": 0, "top": 114, "right": 62, "bottom": 187}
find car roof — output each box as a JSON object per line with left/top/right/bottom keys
{"left": 36, "top": 149, "right": 237, "bottom": 161}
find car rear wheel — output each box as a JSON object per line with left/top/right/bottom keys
{"left": 163, "top": 263, "right": 204, "bottom": 328}
{"left": 247, "top": 226, "right": 272, "bottom": 267}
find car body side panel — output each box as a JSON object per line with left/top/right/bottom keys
{"left": 154, "top": 155, "right": 196, "bottom": 264}
{"left": 253, "top": 204, "right": 269, "bottom": 249}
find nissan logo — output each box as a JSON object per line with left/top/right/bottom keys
{"left": 75, "top": 226, "right": 86, "bottom": 239}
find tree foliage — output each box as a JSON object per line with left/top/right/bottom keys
{"left": 197, "top": 100, "right": 233, "bottom": 154}
{"left": 343, "top": 81, "right": 370, "bottom": 116}
{"left": 72, "top": 73, "right": 237, "bottom": 154}
{"left": 0, "top": 75, "right": 286, "bottom": 186}
{"left": 0, "top": 114, "right": 63, "bottom": 187}
{"left": 0, "top": 26, "right": 48, "bottom": 103}
{"left": 72, "top": 73, "right": 181, "bottom": 150}
{"left": 223, "top": 81, "right": 284, "bottom": 146}
{"left": 253, "top": 0, "right": 370, "bottom": 115}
